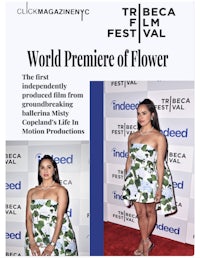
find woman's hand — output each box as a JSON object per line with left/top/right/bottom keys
{"left": 30, "top": 243, "right": 41, "bottom": 256}
{"left": 155, "top": 188, "right": 162, "bottom": 203}
{"left": 41, "top": 244, "right": 55, "bottom": 256}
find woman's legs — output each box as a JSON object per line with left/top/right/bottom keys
{"left": 133, "top": 202, "right": 156, "bottom": 256}
{"left": 146, "top": 202, "right": 157, "bottom": 236}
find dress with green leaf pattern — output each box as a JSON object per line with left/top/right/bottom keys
{"left": 122, "top": 143, "right": 177, "bottom": 215}
{"left": 25, "top": 199, "right": 78, "bottom": 256}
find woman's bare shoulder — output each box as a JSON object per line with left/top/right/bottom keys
{"left": 56, "top": 184, "right": 69, "bottom": 201}
{"left": 154, "top": 131, "right": 166, "bottom": 145}
{"left": 156, "top": 131, "right": 165, "bottom": 139}
{"left": 56, "top": 183, "right": 68, "bottom": 193}
{"left": 128, "top": 131, "right": 139, "bottom": 141}
{"left": 27, "top": 185, "right": 39, "bottom": 196}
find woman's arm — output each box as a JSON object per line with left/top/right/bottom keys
{"left": 51, "top": 186, "right": 68, "bottom": 243}
{"left": 26, "top": 189, "right": 41, "bottom": 256}
{"left": 155, "top": 134, "right": 167, "bottom": 202}
{"left": 125, "top": 133, "right": 133, "bottom": 173}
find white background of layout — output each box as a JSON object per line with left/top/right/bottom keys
{"left": 5, "top": 1, "right": 194, "bottom": 141}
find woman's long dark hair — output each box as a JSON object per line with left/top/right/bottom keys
{"left": 137, "top": 98, "right": 161, "bottom": 131}
{"left": 38, "top": 154, "right": 61, "bottom": 185}
{"left": 137, "top": 98, "right": 169, "bottom": 160}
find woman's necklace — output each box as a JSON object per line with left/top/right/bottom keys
{"left": 40, "top": 181, "right": 55, "bottom": 190}
{"left": 140, "top": 126, "right": 154, "bottom": 136}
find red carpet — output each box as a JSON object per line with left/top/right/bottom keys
{"left": 104, "top": 222, "right": 194, "bottom": 256}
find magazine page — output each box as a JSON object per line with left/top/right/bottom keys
{"left": 2, "top": 0, "right": 199, "bottom": 257}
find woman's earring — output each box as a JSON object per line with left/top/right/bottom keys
{"left": 151, "top": 117, "right": 153, "bottom": 121}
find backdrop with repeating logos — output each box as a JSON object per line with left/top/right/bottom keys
{"left": 104, "top": 81, "right": 194, "bottom": 245}
{"left": 6, "top": 141, "right": 89, "bottom": 256}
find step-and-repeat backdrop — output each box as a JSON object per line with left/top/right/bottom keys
{"left": 6, "top": 141, "right": 89, "bottom": 256}
{"left": 104, "top": 81, "right": 194, "bottom": 244}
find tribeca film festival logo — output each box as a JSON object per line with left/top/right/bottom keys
{"left": 110, "top": 81, "right": 137, "bottom": 88}
{"left": 111, "top": 123, "right": 137, "bottom": 136}
{"left": 6, "top": 153, "right": 22, "bottom": 165}
{"left": 6, "top": 251, "right": 22, "bottom": 256}
{"left": 16, "top": 2, "right": 90, "bottom": 21}
{"left": 155, "top": 97, "right": 191, "bottom": 112}
{"left": 6, "top": 203, "right": 22, "bottom": 215}
{"left": 168, "top": 151, "right": 187, "bottom": 164}
{"left": 107, "top": 5, "right": 175, "bottom": 43}
{"left": 112, "top": 209, "right": 138, "bottom": 223}
{"left": 111, "top": 169, "right": 124, "bottom": 180}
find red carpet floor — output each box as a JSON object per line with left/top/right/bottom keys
{"left": 104, "top": 222, "right": 194, "bottom": 256}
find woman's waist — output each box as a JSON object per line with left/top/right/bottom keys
{"left": 131, "top": 162, "right": 156, "bottom": 169}
{"left": 32, "top": 213, "right": 69, "bottom": 222}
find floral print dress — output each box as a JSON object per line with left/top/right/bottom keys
{"left": 122, "top": 143, "right": 177, "bottom": 215}
{"left": 25, "top": 199, "right": 78, "bottom": 256}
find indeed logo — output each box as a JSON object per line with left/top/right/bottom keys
{"left": 6, "top": 181, "right": 21, "bottom": 190}
{"left": 173, "top": 180, "right": 184, "bottom": 189}
{"left": 161, "top": 128, "right": 188, "bottom": 138}
{"left": 112, "top": 190, "right": 123, "bottom": 200}
{"left": 112, "top": 148, "right": 128, "bottom": 158}
{"left": 6, "top": 231, "right": 21, "bottom": 239}
{"left": 35, "top": 153, "right": 73, "bottom": 164}
{"left": 66, "top": 208, "right": 72, "bottom": 217}
{"left": 155, "top": 223, "right": 180, "bottom": 235}
{"left": 112, "top": 100, "right": 139, "bottom": 111}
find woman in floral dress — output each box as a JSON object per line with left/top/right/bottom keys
{"left": 25, "top": 155, "right": 78, "bottom": 256}
{"left": 122, "top": 99, "right": 176, "bottom": 256}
